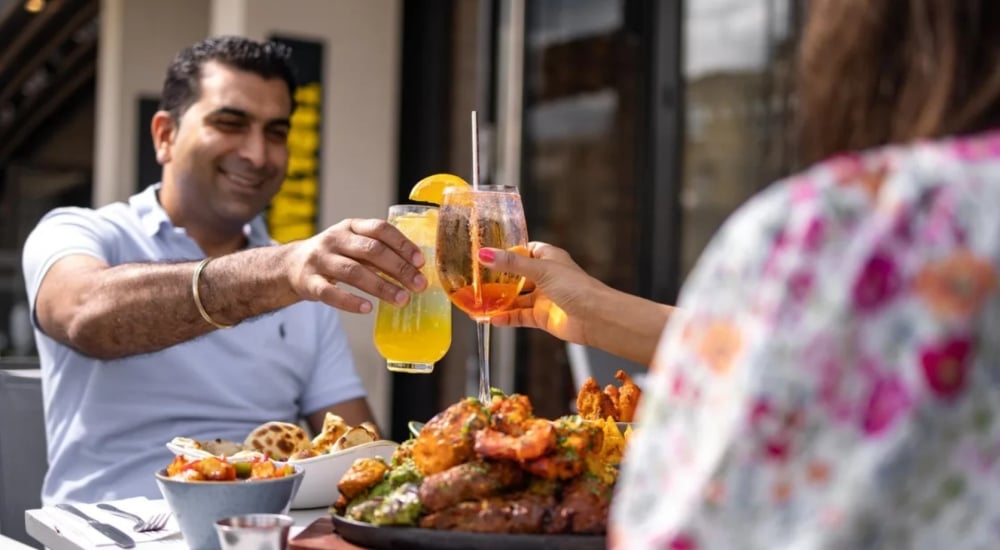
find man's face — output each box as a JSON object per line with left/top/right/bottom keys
{"left": 163, "top": 61, "right": 292, "bottom": 227}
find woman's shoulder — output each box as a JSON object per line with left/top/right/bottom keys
{"left": 726, "top": 130, "right": 1000, "bottom": 240}
{"left": 687, "top": 130, "right": 1000, "bottom": 310}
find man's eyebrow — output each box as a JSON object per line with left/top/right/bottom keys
{"left": 206, "top": 107, "right": 251, "bottom": 119}
{"left": 206, "top": 107, "right": 289, "bottom": 127}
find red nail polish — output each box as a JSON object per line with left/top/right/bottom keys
{"left": 478, "top": 248, "right": 495, "bottom": 263}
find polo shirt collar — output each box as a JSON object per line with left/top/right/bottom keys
{"left": 129, "top": 183, "right": 274, "bottom": 247}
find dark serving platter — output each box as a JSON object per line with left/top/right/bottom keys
{"left": 330, "top": 514, "right": 607, "bottom": 550}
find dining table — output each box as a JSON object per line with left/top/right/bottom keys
{"left": 24, "top": 500, "right": 365, "bottom": 550}
{"left": 0, "top": 532, "right": 37, "bottom": 550}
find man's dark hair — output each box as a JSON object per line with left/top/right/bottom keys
{"left": 159, "top": 35, "right": 297, "bottom": 121}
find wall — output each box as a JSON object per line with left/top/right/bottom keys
{"left": 94, "top": 0, "right": 210, "bottom": 206}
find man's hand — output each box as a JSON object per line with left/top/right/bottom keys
{"left": 287, "top": 218, "right": 429, "bottom": 314}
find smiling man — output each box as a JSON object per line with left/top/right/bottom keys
{"left": 21, "top": 36, "right": 426, "bottom": 504}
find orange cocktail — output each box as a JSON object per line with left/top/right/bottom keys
{"left": 373, "top": 205, "right": 452, "bottom": 373}
{"left": 436, "top": 185, "right": 528, "bottom": 401}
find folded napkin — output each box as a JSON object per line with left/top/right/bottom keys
{"left": 42, "top": 496, "right": 182, "bottom": 548}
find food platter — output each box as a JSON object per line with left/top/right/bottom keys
{"left": 330, "top": 514, "right": 607, "bottom": 550}
{"left": 407, "top": 420, "right": 632, "bottom": 438}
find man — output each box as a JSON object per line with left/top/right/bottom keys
{"left": 21, "top": 36, "right": 426, "bottom": 504}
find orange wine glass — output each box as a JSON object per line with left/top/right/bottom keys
{"left": 436, "top": 184, "right": 528, "bottom": 403}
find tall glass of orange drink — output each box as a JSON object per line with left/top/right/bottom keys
{"left": 373, "top": 205, "right": 452, "bottom": 373}
{"left": 436, "top": 185, "right": 528, "bottom": 402}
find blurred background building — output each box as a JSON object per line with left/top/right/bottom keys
{"left": 0, "top": 0, "right": 801, "bottom": 438}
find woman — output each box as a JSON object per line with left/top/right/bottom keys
{"left": 479, "top": 0, "right": 1000, "bottom": 547}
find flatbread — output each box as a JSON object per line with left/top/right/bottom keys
{"left": 243, "top": 421, "right": 312, "bottom": 461}
{"left": 331, "top": 424, "right": 377, "bottom": 452}
{"left": 168, "top": 437, "right": 246, "bottom": 457}
{"left": 200, "top": 438, "right": 245, "bottom": 457}
{"left": 311, "top": 412, "right": 349, "bottom": 454}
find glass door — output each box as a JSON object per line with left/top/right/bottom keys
{"left": 680, "top": 0, "right": 799, "bottom": 276}
{"left": 491, "top": 0, "right": 800, "bottom": 418}
{"left": 501, "top": 0, "right": 654, "bottom": 418}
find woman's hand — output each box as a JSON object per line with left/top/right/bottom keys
{"left": 479, "top": 241, "right": 674, "bottom": 366}
{"left": 477, "top": 242, "right": 608, "bottom": 345}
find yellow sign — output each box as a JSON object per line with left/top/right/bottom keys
{"left": 268, "top": 82, "right": 321, "bottom": 243}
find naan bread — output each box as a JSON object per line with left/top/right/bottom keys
{"left": 168, "top": 437, "right": 246, "bottom": 457}
{"left": 311, "top": 412, "right": 349, "bottom": 454}
{"left": 243, "top": 421, "right": 312, "bottom": 461}
{"left": 200, "top": 438, "right": 245, "bottom": 457}
{"left": 331, "top": 424, "right": 377, "bottom": 452}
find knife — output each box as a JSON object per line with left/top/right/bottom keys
{"left": 56, "top": 503, "right": 136, "bottom": 548}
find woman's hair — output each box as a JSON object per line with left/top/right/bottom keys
{"left": 797, "top": 0, "right": 1000, "bottom": 163}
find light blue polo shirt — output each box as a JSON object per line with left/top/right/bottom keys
{"left": 22, "top": 184, "right": 366, "bottom": 505}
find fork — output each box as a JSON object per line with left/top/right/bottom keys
{"left": 96, "top": 503, "right": 171, "bottom": 533}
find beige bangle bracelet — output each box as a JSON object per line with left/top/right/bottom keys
{"left": 192, "top": 257, "right": 233, "bottom": 329}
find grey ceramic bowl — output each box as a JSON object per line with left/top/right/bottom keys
{"left": 155, "top": 466, "right": 304, "bottom": 550}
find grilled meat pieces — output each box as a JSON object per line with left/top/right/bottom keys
{"left": 412, "top": 398, "right": 488, "bottom": 476}
{"left": 553, "top": 474, "right": 613, "bottom": 534}
{"left": 419, "top": 492, "right": 558, "bottom": 534}
{"left": 418, "top": 460, "right": 525, "bottom": 513}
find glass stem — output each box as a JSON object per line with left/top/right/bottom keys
{"left": 475, "top": 320, "right": 491, "bottom": 403}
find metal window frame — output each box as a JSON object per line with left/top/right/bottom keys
{"left": 637, "top": 0, "right": 684, "bottom": 304}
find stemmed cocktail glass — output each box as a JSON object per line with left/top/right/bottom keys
{"left": 436, "top": 185, "right": 528, "bottom": 403}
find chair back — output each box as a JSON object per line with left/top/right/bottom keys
{"left": 0, "top": 359, "right": 46, "bottom": 548}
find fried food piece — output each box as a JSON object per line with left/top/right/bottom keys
{"left": 487, "top": 393, "right": 533, "bottom": 432}
{"left": 522, "top": 453, "right": 582, "bottom": 480}
{"left": 522, "top": 416, "right": 604, "bottom": 480}
{"left": 248, "top": 460, "right": 294, "bottom": 480}
{"left": 474, "top": 395, "right": 557, "bottom": 462}
{"left": 419, "top": 492, "right": 557, "bottom": 534}
{"left": 412, "top": 398, "right": 488, "bottom": 476}
{"left": 594, "top": 418, "right": 626, "bottom": 467}
{"left": 311, "top": 412, "right": 348, "bottom": 453}
{"left": 418, "top": 460, "right": 525, "bottom": 513}
{"left": 474, "top": 418, "right": 556, "bottom": 462}
{"left": 603, "top": 384, "right": 620, "bottom": 411}
{"left": 615, "top": 370, "right": 641, "bottom": 422}
{"left": 337, "top": 457, "right": 390, "bottom": 500}
{"left": 576, "top": 378, "right": 618, "bottom": 421}
{"left": 553, "top": 474, "right": 613, "bottom": 534}
{"left": 194, "top": 456, "right": 237, "bottom": 481}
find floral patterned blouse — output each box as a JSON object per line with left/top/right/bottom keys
{"left": 610, "top": 131, "right": 1000, "bottom": 549}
